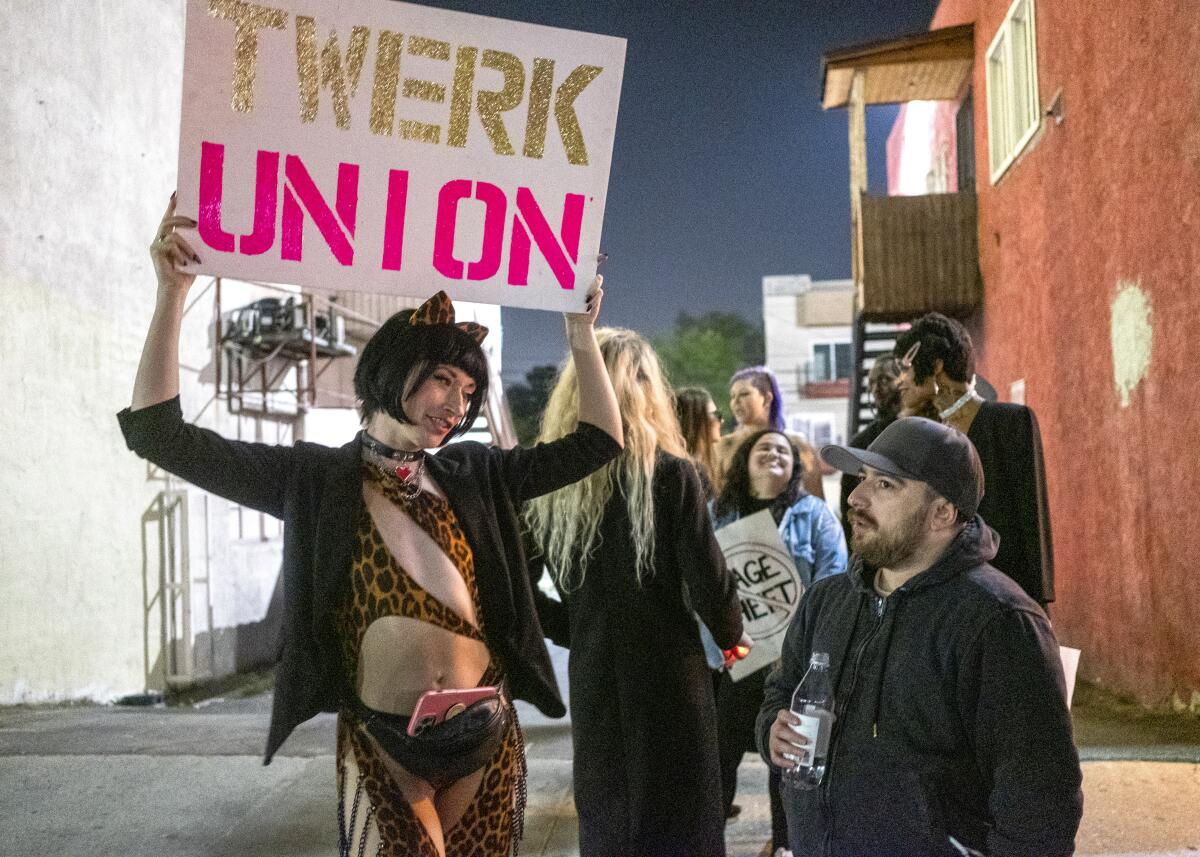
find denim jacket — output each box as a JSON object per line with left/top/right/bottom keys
{"left": 775, "top": 495, "right": 849, "bottom": 587}
{"left": 700, "top": 495, "right": 848, "bottom": 669}
{"left": 714, "top": 495, "right": 848, "bottom": 588}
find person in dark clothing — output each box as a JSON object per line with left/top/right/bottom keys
{"left": 839, "top": 354, "right": 903, "bottom": 544}
{"left": 894, "top": 314, "right": 1055, "bottom": 607}
{"left": 759, "top": 418, "right": 1082, "bottom": 857}
{"left": 526, "top": 328, "right": 744, "bottom": 857}
{"left": 122, "top": 198, "right": 624, "bottom": 857}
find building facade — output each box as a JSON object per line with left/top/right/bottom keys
{"left": 0, "top": 7, "right": 503, "bottom": 704}
{"left": 763, "top": 275, "right": 856, "bottom": 447}
{"left": 837, "top": 0, "right": 1199, "bottom": 707}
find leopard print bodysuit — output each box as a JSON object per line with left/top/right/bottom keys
{"left": 336, "top": 464, "right": 524, "bottom": 857}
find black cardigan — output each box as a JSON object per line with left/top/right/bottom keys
{"left": 118, "top": 397, "right": 621, "bottom": 762}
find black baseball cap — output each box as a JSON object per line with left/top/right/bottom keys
{"left": 821, "top": 417, "right": 984, "bottom": 518}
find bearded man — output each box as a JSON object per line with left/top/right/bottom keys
{"left": 756, "top": 418, "right": 1082, "bottom": 857}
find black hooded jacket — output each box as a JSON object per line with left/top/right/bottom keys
{"left": 756, "top": 518, "right": 1082, "bottom": 857}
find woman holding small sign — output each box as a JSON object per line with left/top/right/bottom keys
{"left": 120, "top": 196, "right": 623, "bottom": 857}
{"left": 525, "top": 329, "right": 743, "bottom": 857}
{"left": 711, "top": 429, "right": 847, "bottom": 857}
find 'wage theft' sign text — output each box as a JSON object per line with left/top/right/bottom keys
{"left": 715, "top": 510, "right": 804, "bottom": 682}
{"left": 175, "top": 0, "right": 626, "bottom": 311}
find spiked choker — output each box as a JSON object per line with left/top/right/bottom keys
{"left": 362, "top": 432, "right": 425, "bottom": 496}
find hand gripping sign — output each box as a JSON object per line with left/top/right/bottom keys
{"left": 175, "top": 0, "right": 626, "bottom": 311}
{"left": 714, "top": 510, "right": 804, "bottom": 682}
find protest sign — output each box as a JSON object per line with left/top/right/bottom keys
{"left": 175, "top": 0, "right": 626, "bottom": 311}
{"left": 715, "top": 510, "right": 804, "bottom": 682}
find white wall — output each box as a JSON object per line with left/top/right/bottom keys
{"left": 0, "top": 3, "right": 509, "bottom": 702}
{"left": 0, "top": 3, "right": 292, "bottom": 702}
{"left": 762, "top": 275, "right": 853, "bottom": 446}
{"left": 0, "top": 2, "right": 183, "bottom": 702}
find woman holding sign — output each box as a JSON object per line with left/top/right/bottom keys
{"left": 711, "top": 430, "right": 847, "bottom": 857}
{"left": 119, "top": 197, "right": 623, "bottom": 857}
{"left": 525, "top": 329, "right": 743, "bottom": 857}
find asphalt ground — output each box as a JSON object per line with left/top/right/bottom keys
{"left": 2, "top": 645, "right": 1198, "bottom": 857}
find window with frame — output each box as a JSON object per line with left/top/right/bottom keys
{"left": 812, "top": 342, "right": 853, "bottom": 382}
{"left": 788, "top": 414, "right": 837, "bottom": 447}
{"left": 985, "top": 0, "right": 1040, "bottom": 182}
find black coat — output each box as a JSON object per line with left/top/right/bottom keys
{"left": 532, "top": 453, "right": 744, "bottom": 857}
{"left": 968, "top": 401, "right": 1055, "bottom": 604}
{"left": 756, "top": 519, "right": 1082, "bottom": 857}
{"left": 118, "top": 396, "right": 621, "bottom": 762}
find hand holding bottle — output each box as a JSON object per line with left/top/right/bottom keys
{"left": 767, "top": 709, "right": 811, "bottom": 768}
{"left": 779, "top": 652, "right": 834, "bottom": 790}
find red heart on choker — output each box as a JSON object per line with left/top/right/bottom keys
{"left": 395, "top": 466, "right": 412, "bottom": 481}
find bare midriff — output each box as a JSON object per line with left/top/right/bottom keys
{"left": 351, "top": 478, "right": 491, "bottom": 717}
{"left": 357, "top": 617, "right": 490, "bottom": 715}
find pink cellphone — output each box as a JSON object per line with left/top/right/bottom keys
{"left": 407, "top": 686, "right": 499, "bottom": 736}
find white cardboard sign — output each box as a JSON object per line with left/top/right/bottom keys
{"left": 715, "top": 510, "right": 804, "bottom": 682}
{"left": 1059, "top": 645, "right": 1080, "bottom": 709}
{"left": 175, "top": 0, "right": 626, "bottom": 311}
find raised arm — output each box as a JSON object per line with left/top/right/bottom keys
{"left": 120, "top": 195, "right": 295, "bottom": 517}
{"left": 492, "top": 274, "right": 623, "bottom": 501}
{"left": 564, "top": 275, "right": 623, "bottom": 448}
{"left": 132, "top": 194, "right": 201, "bottom": 410}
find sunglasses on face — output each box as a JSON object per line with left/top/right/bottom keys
{"left": 709, "top": 409, "right": 723, "bottom": 423}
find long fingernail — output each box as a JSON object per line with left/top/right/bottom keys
{"left": 193, "top": 254, "right": 201, "bottom": 263}
{"left": 185, "top": 218, "right": 198, "bottom": 226}
{"left": 171, "top": 191, "right": 177, "bottom": 201}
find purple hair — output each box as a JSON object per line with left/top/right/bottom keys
{"left": 729, "top": 365, "right": 785, "bottom": 432}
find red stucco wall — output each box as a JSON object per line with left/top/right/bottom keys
{"left": 919, "top": 0, "right": 1200, "bottom": 705}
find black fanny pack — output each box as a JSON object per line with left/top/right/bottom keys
{"left": 347, "top": 689, "right": 510, "bottom": 790}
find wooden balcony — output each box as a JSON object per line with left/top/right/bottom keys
{"left": 804, "top": 379, "right": 851, "bottom": 399}
{"left": 858, "top": 190, "right": 982, "bottom": 321}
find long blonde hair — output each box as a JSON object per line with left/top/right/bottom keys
{"left": 524, "top": 328, "right": 687, "bottom": 591}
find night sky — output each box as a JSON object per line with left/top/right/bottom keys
{"left": 415, "top": 1, "right": 940, "bottom": 383}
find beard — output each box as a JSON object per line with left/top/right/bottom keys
{"left": 851, "top": 502, "right": 928, "bottom": 569}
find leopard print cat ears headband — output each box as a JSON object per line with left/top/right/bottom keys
{"left": 409, "top": 291, "right": 489, "bottom": 345}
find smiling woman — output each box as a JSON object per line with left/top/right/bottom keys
{"left": 118, "top": 196, "right": 623, "bottom": 857}
{"left": 711, "top": 428, "right": 847, "bottom": 855}
{"left": 352, "top": 302, "right": 490, "bottom": 460}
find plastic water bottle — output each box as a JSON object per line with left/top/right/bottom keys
{"left": 781, "top": 651, "right": 834, "bottom": 789}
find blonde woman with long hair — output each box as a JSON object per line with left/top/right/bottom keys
{"left": 525, "top": 328, "right": 743, "bottom": 857}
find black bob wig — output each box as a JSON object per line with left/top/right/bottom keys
{"left": 353, "top": 309, "right": 489, "bottom": 444}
